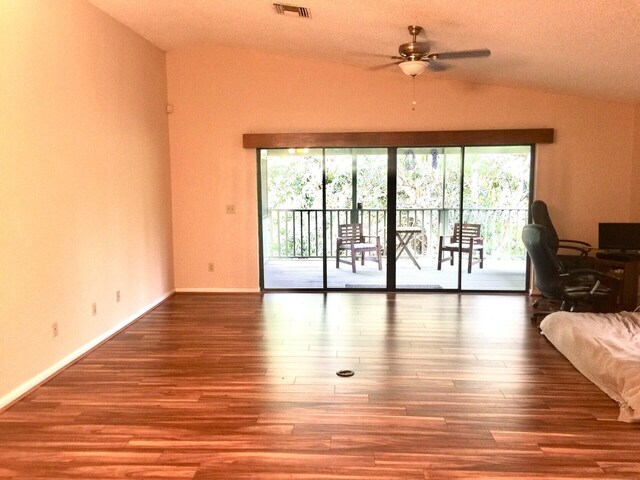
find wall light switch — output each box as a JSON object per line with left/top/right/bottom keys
{"left": 226, "top": 205, "right": 235, "bottom": 214}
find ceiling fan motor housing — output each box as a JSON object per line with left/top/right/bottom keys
{"left": 398, "top": 42, "right": 430, "bottom": 60}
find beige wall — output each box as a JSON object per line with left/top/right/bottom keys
{"left": 631, "top": 104, "right": 640, "bottom": 221}
{"left": 0, "top": 0, "right": 174, "bottom": 403}
{"left": 167, "top": 44, "right": 636, "bottom": 290}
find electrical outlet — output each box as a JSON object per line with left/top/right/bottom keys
{"left": 52, "top": 322, "right": 58, "bottom": 337}
{"left": 92, "top": 303, "right": 97, "bottom": 316}
{"left": 116, "top": 290, "right": 121, "bottom": 302}
{"left": 225, "top": 205, "right": 235, "bottom": 214}
{"left": 208, "top": 262, "right": 215, "bottom": 272}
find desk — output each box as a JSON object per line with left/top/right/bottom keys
{"left": 396, "top": 226, "right": 424, "bottom": 270}
{"left": 592, "top": 257, "right": 640, "bottom": 312}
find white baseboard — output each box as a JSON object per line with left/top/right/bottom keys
{"left": 0, "top": 289, "right": 175, "bottom": 411}
{"left": 175, "top": 287, "right": 260, "bottom": 293}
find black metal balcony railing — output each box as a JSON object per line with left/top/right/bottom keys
{"left": 264, "top": 208, "right": 528, "bottom": 260}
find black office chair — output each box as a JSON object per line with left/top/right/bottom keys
{"left": 531, "top": 200, "right": 593, "bottom": 269}
{"left": 522, "top": 224, "right": 611, "bottom": 322}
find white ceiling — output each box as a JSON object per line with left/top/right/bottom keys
{"left": 89, "top": 0, "right": 640, "bottom": 103}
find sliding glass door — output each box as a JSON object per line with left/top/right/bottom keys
{"left": 325, "top": 148, "right": 387, "bottom": 289}
{"left": 258, "top": 145, "right": 532, "bottom": 291}
{"left": 460, "top": 146, "right": 531, "bottom": 291}
{"left": 394, "top": 146, "right": 531, "bottom": 291}
{"left": 395, "top": 147, "right": 461, "bottom": 289}
{"left": 260, "top": 148, "right": 324, "bottom": 289}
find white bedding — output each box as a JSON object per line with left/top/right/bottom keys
{"left": 539, "top": 311, "right": 640, "bottom": 422}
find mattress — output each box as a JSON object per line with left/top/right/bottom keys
{"left": 539, "top": 311, "right": 640, "bottom": 422}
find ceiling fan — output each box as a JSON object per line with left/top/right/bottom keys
{"left": 377, "top": 25, "right": 491, "bottom": 77}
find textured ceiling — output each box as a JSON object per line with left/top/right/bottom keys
{"left": 88, "top": 0, "right": 640, "bottom": 102}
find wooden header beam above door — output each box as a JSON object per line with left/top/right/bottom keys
{"left": 243, "top": 129, "right": 554, "bottom": 149}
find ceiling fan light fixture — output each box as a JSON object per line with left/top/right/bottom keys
{"left": 399, "top": 60, "right": 427, "bottom": 77}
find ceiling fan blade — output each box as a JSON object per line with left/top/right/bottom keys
{"left": 358, "top": 53, "right": 403, "bottom": 59}
{"left": 427, "top": 60, "right": 450, "bottom": 72}
{"left": 428, "top": 49, "right": 491, "bottom": 60}
{"left": 369, "top": 61, "right": 403, "bottom": 71}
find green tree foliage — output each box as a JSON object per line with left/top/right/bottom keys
{"left": 265, "top": 155, "right": 323, "bottom": 210}
{"left": 263, "top": 147, "right": 530, "bottom": 259}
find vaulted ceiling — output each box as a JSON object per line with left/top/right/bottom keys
{"left": 89, "top": 0, "right": 640, "bottom": 103}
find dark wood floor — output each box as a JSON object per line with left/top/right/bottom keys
{"left": 2, "top": 293, "right": 639, "bottom": 479}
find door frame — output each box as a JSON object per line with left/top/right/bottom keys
{"left": 253, "top": 129, "right": 552, "bottom": 292}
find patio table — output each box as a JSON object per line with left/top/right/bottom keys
{"left": 395, "top": 226, "right": 424, "bottom": 269}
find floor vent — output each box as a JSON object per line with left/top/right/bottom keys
{"left": 273, "top": 3, "right": 311, "bottom": 18}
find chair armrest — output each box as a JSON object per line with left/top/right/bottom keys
{"left": 558, "top": 238, "right": 592, "bottom": 247}
{"left": 558, "top": 244, "right": 591, "bottom": 256}
{"left": 362, "top": 235, "right": 381, "bottom": 245}
{"left": 560, "top": 268, "right": 605, "bottom": 278}
{"left": 558, "top": 239, "right": 591, "bottom": 256}
{"left": 563, "top": 268, "right": 603, "bottom": 277}
{"left": 560, "top": 268, "right": 605, "bottom": 288}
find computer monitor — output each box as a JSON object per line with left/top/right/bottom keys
{"left": 598, "top": 223, "right": 640, "bottom": 251}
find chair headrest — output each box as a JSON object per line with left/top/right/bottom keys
{"left": 531, "top": 200, "right": 559, "bottom": 249}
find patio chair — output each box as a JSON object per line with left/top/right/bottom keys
{"left": 437, "top": 223, "right": 484, "bottom": 273}
{"left": 336, "top": 223, "right": 383, "bottom": 273}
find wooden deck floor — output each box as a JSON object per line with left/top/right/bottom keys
{"left": 265, "top": 257, "right": 527, "bottom": 291}
{"left": 2, "top": 293, "right": 639, "bottom": 479}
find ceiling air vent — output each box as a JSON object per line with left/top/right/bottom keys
{"left": 273, "top": 3, "right": 311, "bottom": 18}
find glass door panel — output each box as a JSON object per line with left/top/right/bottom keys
{"left": 260, "top": 148, "right": 324, "bottom": 289}
{"left": 460, "top": 146, "right": 531, "bottom": 291}
{"left": 396, "top": 147, "right": 462, "bottom": 289}
{"left": 258, "top": 145, "right": 531, "bottom": 292}
{"left": 326, "top": 148, "right": 387, "bottom": 289}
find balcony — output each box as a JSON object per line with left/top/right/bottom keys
{"left": 262, "top": 207, "right": 528, "bottom": 290}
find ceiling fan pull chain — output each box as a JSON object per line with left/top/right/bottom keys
{"left": 411, "top": 75, "right": 417, "bottom": 111}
